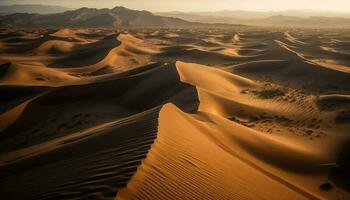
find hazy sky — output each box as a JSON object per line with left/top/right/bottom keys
{"left": 1, "top": 0, "right": 350, "bottom": 12}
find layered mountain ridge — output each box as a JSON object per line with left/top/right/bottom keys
{"left": 0, "top": 6, "right": 238, "bottom": 28}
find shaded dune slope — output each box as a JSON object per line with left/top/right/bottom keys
{"left": 0, "top": 62, "right": 198, "bottom": 200}
{"left": 117, "top": 104, "right": 307, "bottom": 200}
{"left": 1, "top": 28, "right": 350, "bottom": 200}
{"left": 116, "top": 61, "right": 350, "bottom": 200}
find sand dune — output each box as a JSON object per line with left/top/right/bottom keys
{"left": 0, "top": 57, "right": 198, "bottom": 200}
{"left": 0, "top": 62, "right": 78, "bottom": 86}
{"left": 116, "top": 104, "right": 308, "bottom": 200}
{"left": 1, "top": 28, "right": 350, "bottom": 200}
{"left": 116, "top": 61, "right": 350, "bottom": 200}
{"left": 33, "top": 40, "right": 75, "bottom": 55}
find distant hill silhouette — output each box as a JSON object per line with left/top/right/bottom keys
{"left": 158, "top": 10, "right": 350, "bottom": 28}
{"left": 0, "top": 6, "right": 241, "bottom": 28}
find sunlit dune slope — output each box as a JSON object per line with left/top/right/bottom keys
{"left": 117, "top": 61, "right": 350, "bottom": 200}
{"left": 1, "top": 28, "right": 350, "bottom": 200}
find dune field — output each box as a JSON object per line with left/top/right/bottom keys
{"left": 1, "top": 27, "right": 350, "bottom": 200}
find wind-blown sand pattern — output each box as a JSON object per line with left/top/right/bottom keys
{"left": 1, "top": 28, "right": 350, "bottom": 200}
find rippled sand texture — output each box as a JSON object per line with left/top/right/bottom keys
{"left": 1, "top": 28, "right": 350, "bottom": 200}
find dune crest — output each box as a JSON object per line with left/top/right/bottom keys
{"left": 1, "top": 28, "right": 350, "bottom": 200}
{"left": 116, "top": 61, "right": 350, "bottom": 200}
{"left": 116, "top": 103, "right": 308, "bottom": 200}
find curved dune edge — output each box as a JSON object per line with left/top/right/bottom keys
{"left": 0, "top": 33, "right": 160, "bottom": 89}
{"left": 2, "top": 28, "right": 350, "bottom": 200}
{"left": 0, "top": 107, "right": 160, "bottom": 200}
{"left": 0, "top": 99, "right": 32, "bottom": 133}
{"left": 54, "top": 33, "right": 159, "bottom": 75}
{"left": 0, "top": 59, "right": 198, "bottom": 199}
{"left": 0, "top": 62, "right": 79, "bottom": 86}
{"left": 316, "top": 94, "right": 350, "bottom": 111}
{"left": 116, "top": 104, "right": 310, "bottom": 200}
{"left": 276, "top": 39, "right": 350, "bottom": 74}
{"left": 176, "top": 61, "right": 256, "bottom": 93}
{"left": 115, "top": 61, "right": 349, "bottom": 200}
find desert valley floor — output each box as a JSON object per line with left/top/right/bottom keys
{"left": 1, "top": 27, "right": 350, "bottom": 200}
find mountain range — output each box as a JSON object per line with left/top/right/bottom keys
{"left": 1, "top": 5, "right": 350, "bottom": 28}
{"left": 158, "top": 10, "right": 350, "bottom": 28}
{"left": 0, "top": 6, "right": 240, "bottom": 29}
{"left": 157, "top": 10, "right": 350, "bottom": 19}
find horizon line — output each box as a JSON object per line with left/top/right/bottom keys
{"left": 1, "top": 3, "right": 350, "bottom": 15}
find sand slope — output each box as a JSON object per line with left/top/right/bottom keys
{"left": 116, "top": 61, "right": 350, "bottom": 200}
{"left": 1, "top": 28, "right": 350, "bottom": 200}
{"left": 116, "top": 104, "right": 306, "bottom": 200}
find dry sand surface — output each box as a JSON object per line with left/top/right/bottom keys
{"left": 1, "top": 28, "right": 350, "bottom": 200}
